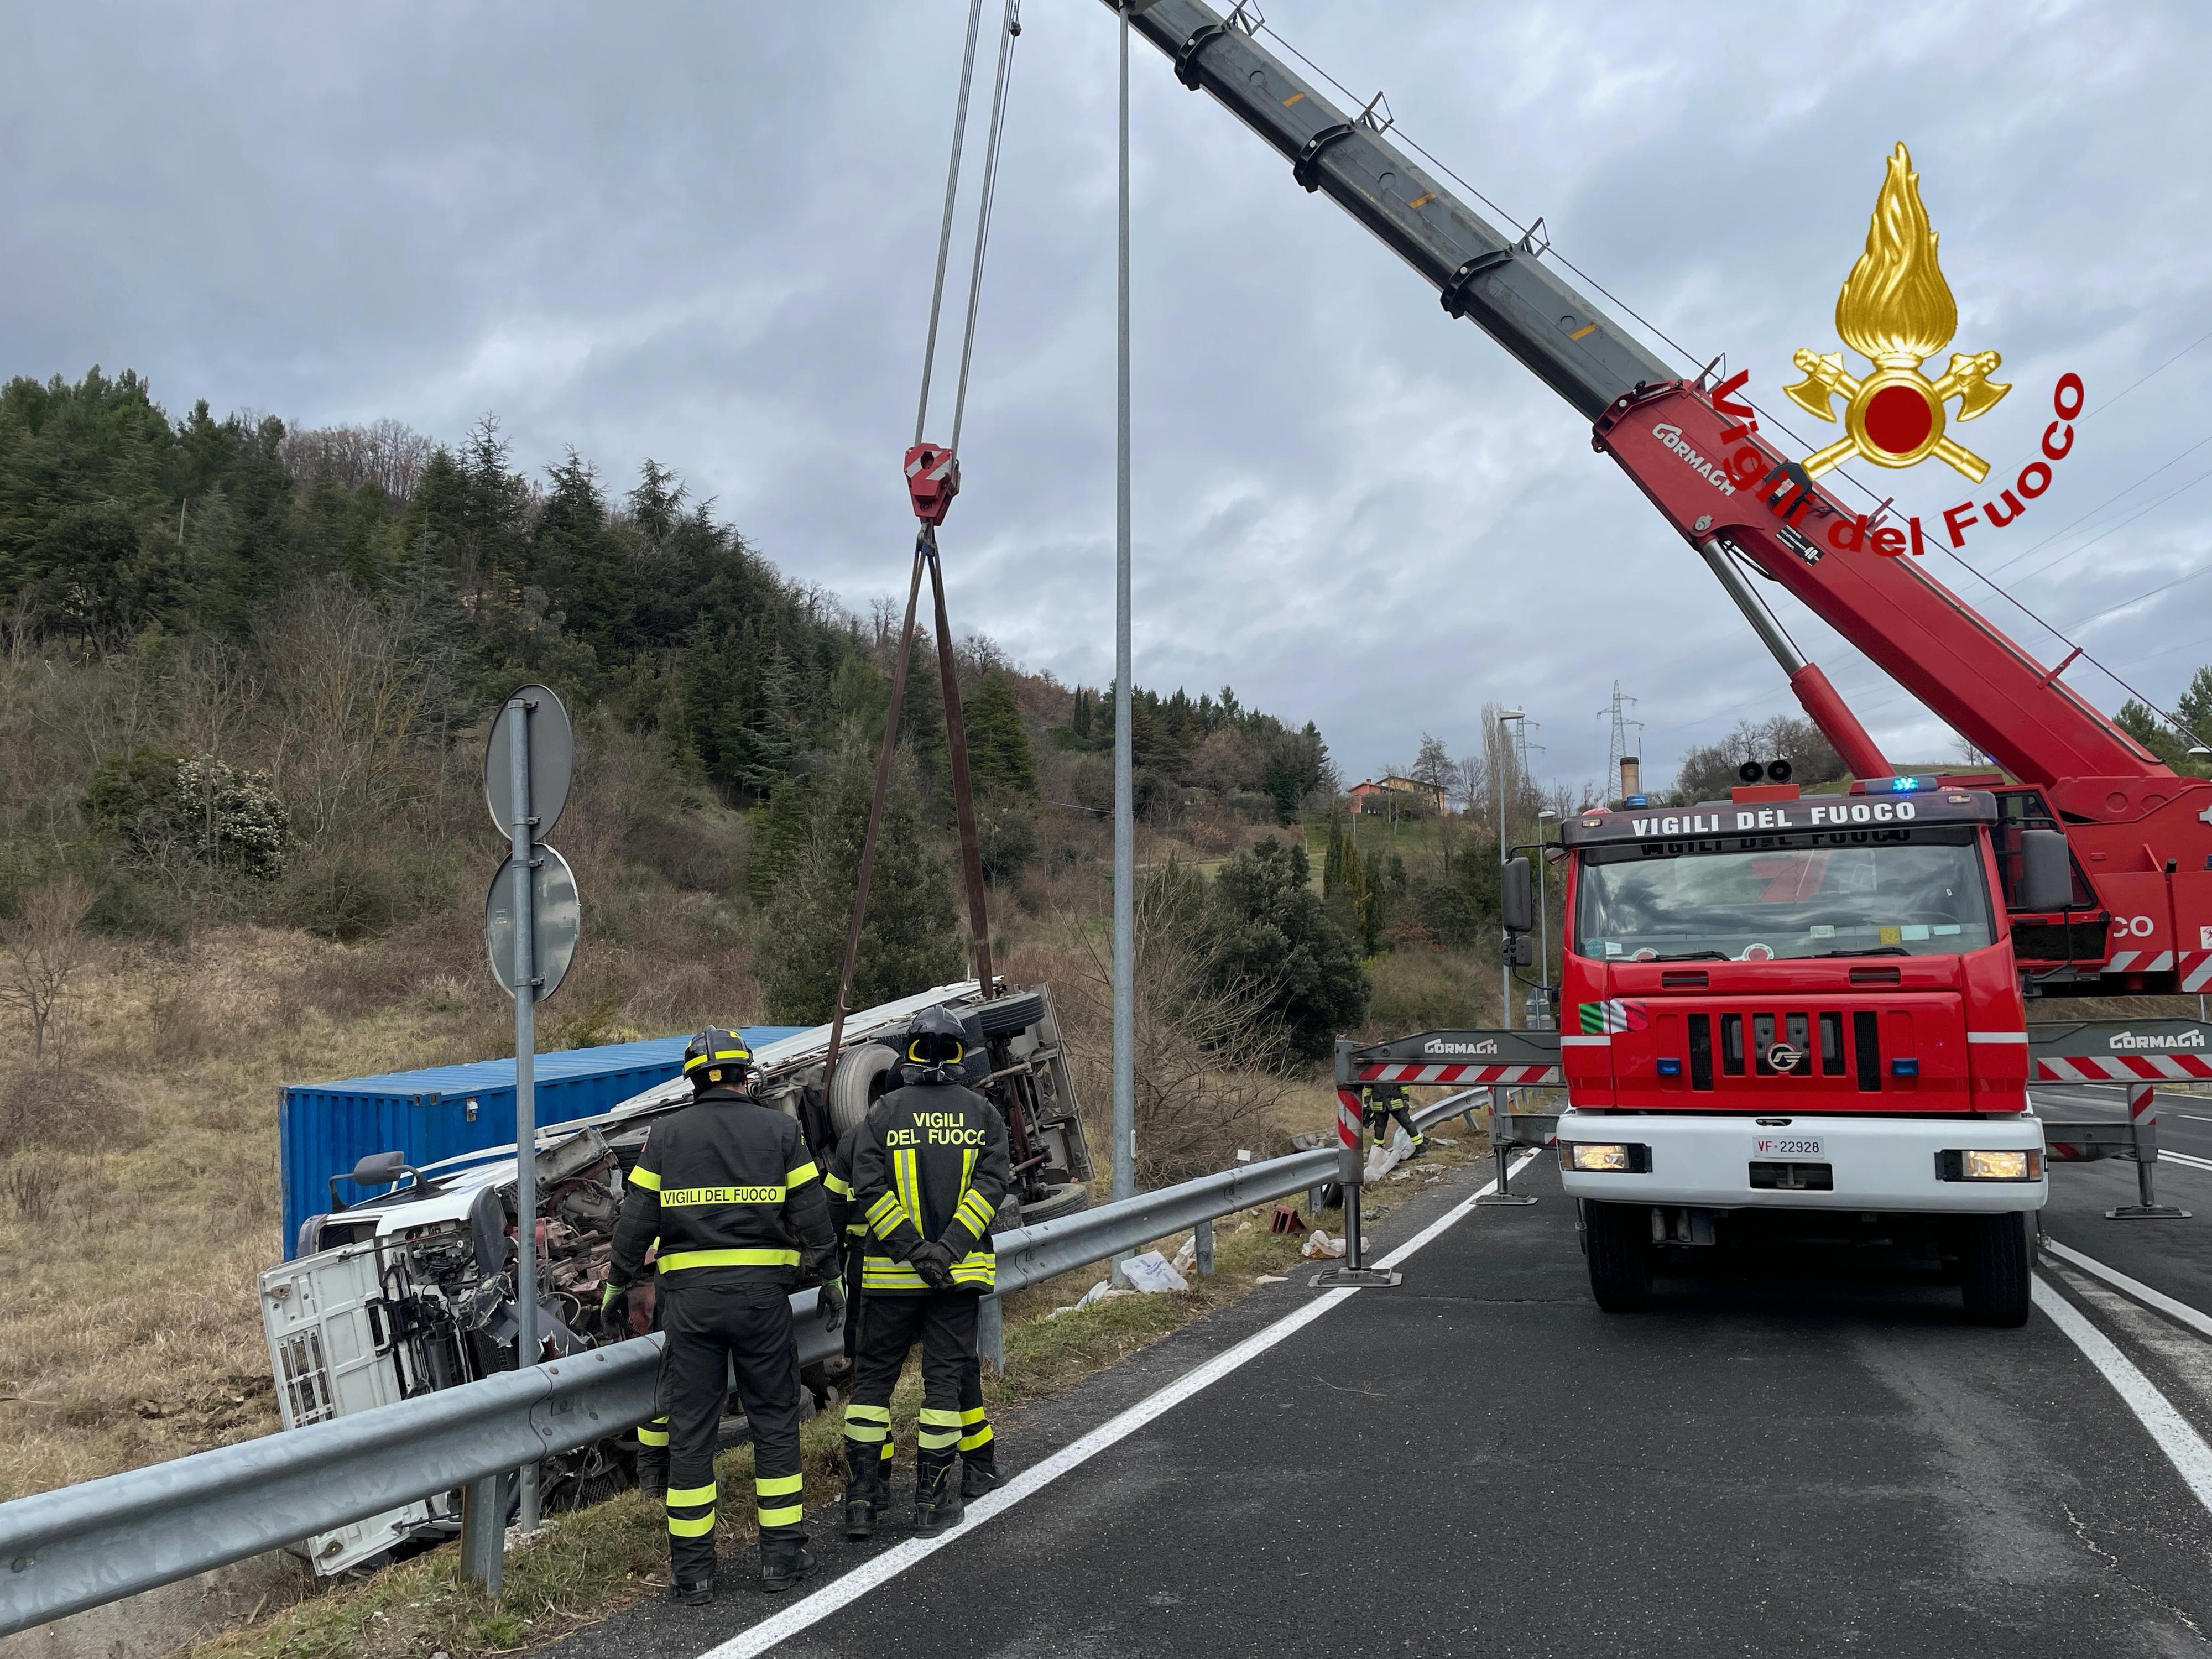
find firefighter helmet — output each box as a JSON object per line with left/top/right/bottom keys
{"left": 902, "top": 1006, "right": 968, "bottom": 1077}
{"left": 682, "top": 1026, "right": 752, "bottom": 1090}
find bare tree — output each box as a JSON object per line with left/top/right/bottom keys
{"left": 1410, "top": 732, "right": 1457, "bottom": 812}
{"left": 1061, "top": 868, "right": 1294, "bottom": 1185}
{"left": 0, "top": 874, "right": 97, "bottom": 1059}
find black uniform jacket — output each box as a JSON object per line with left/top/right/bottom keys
{"left": 609, "top": 1085, "right": 834, "bottom": 1292}
{"left": 849, "top": 1075, "right": 1011, "bottom": 1295}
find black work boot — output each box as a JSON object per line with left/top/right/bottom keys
{"left": 843, "top": 1441, "right": 887, "bottom": 1540}
{"left": 959, "top": 1448, "right": 1000, "bottom": 1501}
{"left": 672, "top": 1568, "right": 716, "bottom": 1607}
{"left": 636, "top": 1450, "right": 668, "bottom": 1504}
{"left": 913, "top": 1452, "right": 964, "bottom": 1537}
{"left": 760, "top": 1537, "right": 814, "bottom": 1594}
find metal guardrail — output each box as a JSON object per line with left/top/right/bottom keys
{"left": 0, "top": 1091, "right": 1483, "bottom": 1636}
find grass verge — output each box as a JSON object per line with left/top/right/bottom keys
{"left": 187, "top": 1124, "right": 1489, "bottom": 1659}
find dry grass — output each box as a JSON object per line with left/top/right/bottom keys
{"left": 0, "top": 884, "right": 759, "bottom": 1503}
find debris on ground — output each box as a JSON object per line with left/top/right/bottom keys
{"left": 1430, "top": 1135, "right": 1458, "bottom": 1147}
{"left": 1268, "top": 1203, "right": 1308, "bottom": 1234}
{"left": 1301, "top": 1229, "right": 1347, "bottom": 1260}
{"left": 1048, "top": 1278, "right": 1138, "bottom": 1318}
{"left": 1255, "top": 1275, "right": 1288, "bottom": 1285}
{"left": 1171, "top": 1234, "right": 1199, "bottom": 1276}
{"left": 1121, "top": 1250, "right": 1191, "bottom": 1293}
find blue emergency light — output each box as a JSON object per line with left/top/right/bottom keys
{"left": 1886, "top": 776, "right": 1921, "bottom": 792}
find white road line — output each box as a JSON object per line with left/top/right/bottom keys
{"left": 697, "top": 1152, "right": 1542, "bottom": 1659}
{"left": 2041, "top": 1238, "right": 2212, "bottom": 1342}
{"left": 2180, "top": 1114, "right": 2212, "bottom": 1124}
{"left": 2163, "top": 1149, "right": 2212, "bottom": 1172}
{"left": 2033, "top": 1278, "right": 2212, "bottom": 1515}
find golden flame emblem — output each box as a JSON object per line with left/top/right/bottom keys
{"left": 1786, "top": 143, "right": 2008, "bottom": 482}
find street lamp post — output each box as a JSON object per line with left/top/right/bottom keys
{"left": 1495, "top": 708, "right": 1525, "bottom": 1029}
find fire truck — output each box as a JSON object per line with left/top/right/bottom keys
{"left": 1119, "top": 2, "right": 2212, "bottom": 1323}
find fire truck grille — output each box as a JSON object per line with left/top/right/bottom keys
{"left": 1686, "top": 1008, "right": 1882, "bottom": 1093}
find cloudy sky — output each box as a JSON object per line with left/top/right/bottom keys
{"left": 5, "top": 1, "right": 2208, "bottom": 791}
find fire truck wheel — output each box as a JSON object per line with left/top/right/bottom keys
{"left": 1584, "top": 1201, "right": 1653, "bottom": 1313}
{"left": 1958, "top": 1212, "right": 2031, "bottom": 1327}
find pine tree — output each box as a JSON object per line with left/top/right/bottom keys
{"left": 964, "top": 670, "right": 1036, "bottom": 793}
{"left": 757, "top": 742, "right": 964, "bottom": 1022}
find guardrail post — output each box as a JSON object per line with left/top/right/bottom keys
{"left": 460, "top": 1469, "right": 514, "bottom": 1594}
{"left": 1312, "top": 1047, "right": 1400, "bottom": 1288}
{"left": 1194, "top": 1217, "right": 1214, "bottom": 1275}
{"left": 977, "top": 1293, "right": 1006, "bottom": 1374}
{"left": 2109, "top": 1083, "right": 2190, "bottom": 1220}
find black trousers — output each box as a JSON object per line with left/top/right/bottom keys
{"left": 1366, "top": 1104, "right": 1422, "bottom": 1147}
{"left": 844, "top": 1293, "right": 978, "bottom": 1474}
{"left": 659, "top": 1276, "right": 807, "bottom": 1583}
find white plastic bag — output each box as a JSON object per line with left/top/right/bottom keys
{"left": 1301, "top": 1229, "right": 1347, "bottom": 1260}
{"left": 1171, "top": 1234, "right": 1199, "bottom": 1276}
{"left": 1121, "top": 1249, "right": 1191, "bottom": 1293}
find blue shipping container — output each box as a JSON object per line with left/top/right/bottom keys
{"left": 279, "top": 1027, "right": 804, "bottom": 1258}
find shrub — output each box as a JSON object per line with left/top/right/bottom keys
{"left": 84, "top": 747, "right": 291, "bottom": 880}
{"left": 277, "top": 838, "right": 458, "bottom": 942}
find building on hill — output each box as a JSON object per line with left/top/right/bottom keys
{"left": 1349, "top": 774, "right": 1443, "bottom": 814}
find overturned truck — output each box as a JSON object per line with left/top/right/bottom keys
{"left": 258, "top": 981, "right": 1088, "bottom": 1574}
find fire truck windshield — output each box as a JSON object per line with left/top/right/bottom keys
{"left": 1573, "top": 834, "right": 1996, "bottom": 963}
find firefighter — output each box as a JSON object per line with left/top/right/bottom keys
{"left": 825, "top": 1106, "right": 999, "bottom": 1504}
{"left": 841, "top": 1006, "right": 1010, "bottom": 1538}
{"left": 1360, "top": 1078, "right": 1425, "bottom": 1159}
{"left": 602, "top": 1027, "right": 844, "bottom": 1603}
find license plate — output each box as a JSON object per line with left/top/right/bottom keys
{"left": 1755, "top": 1136, "right": 1824, "bottom": 1157}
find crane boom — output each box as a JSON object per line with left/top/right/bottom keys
{"left": 1112, "top": 0, "right": 2212, "bottom": 992}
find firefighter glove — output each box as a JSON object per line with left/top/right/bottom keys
{"left": 818, "top": 1279, "right": 846, "bottom": 1332}
{"left": 907, "top": 1240, "right": 958, "bottom": 1291}
{"left": 599, "top": 1281, "right": 628, "bottom": 1334}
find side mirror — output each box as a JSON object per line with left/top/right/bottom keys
{"left": 1501, "top": 856, "right": 1534, "bottom": 933}
{"left": 2017, "top": 828, "right": 2074, "bottom": 913}
{"left": 350, "top": 1150, "right": 415, "bottom": 1189}
{"left": 1507, "top": 932, "right": 1534, "bottom": 967}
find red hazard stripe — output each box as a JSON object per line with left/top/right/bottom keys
{"left": 1354, "top": 1062, "right": 1562, "bottom": 1086}
{"left": 2032, "top": 1055, "right": 2212, "bottom": 1081}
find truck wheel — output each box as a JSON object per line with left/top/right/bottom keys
{"left": 1959, "top": 1212, "right": 2031, "bottom": 1327}
{"left": 1585, "top": 1201, "right": 1653, "bottom": 1313}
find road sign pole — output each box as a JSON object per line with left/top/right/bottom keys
{"left": 507, "top": 695, "right": 541, "bottom": 1531}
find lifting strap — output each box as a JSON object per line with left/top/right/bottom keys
{"left": 823, "top": 0, "right": 1022, "bottom": 1085}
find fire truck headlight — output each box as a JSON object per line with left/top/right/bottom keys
{"left": 1958, "top": 1149, "right": 2039, "bottom": 1181}
{"left": 1566, "top": 1142, "right": 1631, "bottom": 1173}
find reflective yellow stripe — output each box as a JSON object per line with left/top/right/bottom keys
{"left": 628, "top": 1166, "right": 661, "bottom": 1192}
{"left": 958, "top": 1193, "right": 995, "bottom": 1232}
{"left": 844, "top": 1404, "right": 891, "bottom": 1422}
{"left": 636, "top": 1423, "right": 669, "bottom": 1447}
{"left": 919, "top": 1408, "right": 961, "bottom": 1427}
{"left": 893, "top": 1148, "right": 920, "bottom": 1233}
{"left": 846, "top": 1222, "right": 867, "bottom": 1235}
{"left": 667, "top": 1482, "right": 717, "bottom": 1506}
{"left": 844, "top": 1423, "right": 889, "bottom": 1443}
{"left": 787, "top": 1161, "right": 819, "bottom": 1187}
{"left": 862, "top": 1262, "right": 928, "bottom": 1290}
{"left": 823, "top": 1172, "right": 854, "bottom": 1198}
{"left": 959, "top": 1425, "right": 994, "bottom": 1451}
{"left": 758, "top": 1502, "right": 804, "bottom": 1527}
{"left": 879, "top": 1441, "right": 895, "bottom": 1462}
{"left": 657, "top": 1247, "right": 800, "bottom": 1272}
{"left": 755, "top": 1472, "right": 803, "bottom": 1497}
{"left": 661, "top": 1185, "right": 782, "bottom": 1207}
{"left": 960, "top": 1407, "right": 988, "bottom": 1426}
{"left": 917, "top": 1428, "right": 961, "bottom": 1450}
{"left": 667, "top": 1511, "right": 716, "bottom": 1537}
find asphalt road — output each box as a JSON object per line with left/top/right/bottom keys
{"left": 548, "top": 1146, "right": 2212, "bottom": 1659}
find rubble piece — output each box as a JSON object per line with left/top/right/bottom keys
{"left": 1301, "top": 1229, "right": 1347, "bottom": 1261}
{"left": 1255, "top": 1274, "right": 1288, "bottom": 1285}
{"left": 1268, "top": 1204, "right": 1308, "bottom": 1235}
{"left": 1430, "top": 1135, "right": 1458, "bottom": 1147}
{"left": 1121, "top": 1250, "right": 1190, "bottom": 1293}
{"left": 1048, "top": 1278, "right": 1139, "bottom": 1317}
